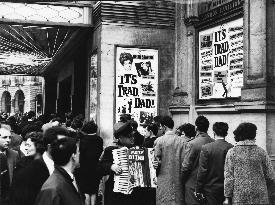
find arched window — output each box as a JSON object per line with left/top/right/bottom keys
{"left": 1, "top": 91, "right": 11, "bottom": 113}
{"left": 14, "top": 90, "right": 25, "bottom": 113}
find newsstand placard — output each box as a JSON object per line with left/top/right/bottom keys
{"left": 115, "top": 47, "right": 158, "bottom": 127}
{"left": 199, "top": 18, "right": 243, "bottom": 99}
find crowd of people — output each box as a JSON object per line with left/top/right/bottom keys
{"left": 0, "top": 111, "right": 275, "bottom": 205}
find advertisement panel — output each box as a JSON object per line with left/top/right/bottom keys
{"left": 90, "top": 53, "right": 97, "bottom": 121}
{"left": 115, "top": 47, "right": 158, "bottom": 128}
{"left": 199, "top": 18, "right": 243, "bottom": 99}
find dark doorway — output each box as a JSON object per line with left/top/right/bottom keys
{"left": 35, "top": 94, "right": 43, "bottom": 115}
{"left": 58, "top": 76, "right": 72, "bottom": 117}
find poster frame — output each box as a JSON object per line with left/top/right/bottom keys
{"left": 88, "top": 49, "right": 99, "bottom": 124}
{"left": 114, "top": 45, "right": 160, "bottom": 127}
{"left": 195, "top": 14, "right": 244, "bottom": 104}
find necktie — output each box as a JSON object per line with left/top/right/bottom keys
{"left": 0, "top": 152, "right": 10, "bottom": 201}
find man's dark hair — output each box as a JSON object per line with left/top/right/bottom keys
{"left": 131, "top": 131, "right": 144, "bottom": 146}
{"left": 82, "top": 121, "right": 97, "bottom": 134}
{"left": 50, "top": 137, "right": 77, "bottom": 166}
{"left": 43, "top": 126, "right": 69, "bottom": 147}
{"left": 153, "top": 115, "right": 162, "bottom": 127}
{"left": 119, "top": 52, "right": 133, "bottom": 66}
{"left": 147, "top": 123, "right": 158, "bottom": 136}
{"left": 195, "top": 115, "right": 209, "bottom": 133}
{"left": 233, "top": 122, "right": 257, "bottom": 142}
{"left": 160, "top": 116, "right": 174, "bottom": 129}
{"left": 213, "top": 122, "right": 228, "bottom": 137}
{"left": 27, "top": 111, "right": 36, "bottom": 119}
{"left": 130, "top": 120, "right": 138, "bottom": 131}
{"left": 71, "top": 119, "right": 83, "bottom": 130}
{"left": 178, "top": 123, "right": 196, "bottom": 138}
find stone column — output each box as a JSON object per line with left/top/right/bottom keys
{"left": 242, "top": 0, "right": 268, "bottom": 100}
{"left": 170, "top": 1, "right": 198, "bottom": 126}
{"left": 240, "top": 0, "right": 275, "bottom": 162}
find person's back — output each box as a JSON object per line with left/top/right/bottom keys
{"left": 78, "top": 132, "right": 103, "bottom": 194}
{"left": 182, "top": 116, "right": 214, "bottom": 205}
{"left": 35, "top": 137, "right": 83, "bottom": 205}
{"left": 154, "top": 116, "right": 186, "bottom": 205}
{"left": 195, "top": 122, "right": 233, "bottom": 205}
{"left": 224, "top": 122, "right": 275, "bottom": 205}
{"left": 36, "top": 166, "right": 82, "bottom": 205}
{"left": 226, "top": 144, "right": 272, "bottom": 203}
{"left": 197, "top": 140, "right": 233, "bottom": 191}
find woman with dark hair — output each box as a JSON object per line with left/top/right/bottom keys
{"left": 10, "top": 131, "right": 45, "bottom": 205}
{"left": 77, "top": 121, "right": 103, "bottom": 205}
{"left": 224, "top": 122, "right": 275, "bottom": 205}
{"left": 119, "top": 52, "right": 133, "bottom": 71}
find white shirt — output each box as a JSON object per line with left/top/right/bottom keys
{"left": 63, "top": 167, "right": 79, "bottom": 192}
{"left": 42, "top": 152, "right": 55, "bottom": 175}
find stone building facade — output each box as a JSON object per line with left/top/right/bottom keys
{"left": 0, "top": 75, "right": 44, "bottom": 115}
{"left": 172, "top": 0, "right": 275, "bottom": 164}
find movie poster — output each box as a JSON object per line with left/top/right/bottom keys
{"left": 199, "top": 18, "right": 243, "bottom": 99}
{"left": 90, "top": 53, "right": 97, "bottom": 121}
{"left": 115, "top": 47, "right": 158, "bottom": 129}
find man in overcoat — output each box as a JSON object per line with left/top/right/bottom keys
{"left": 195, "top": 122, "right": 233, "bottom": 205}
{"left": 182, "top": 116, "right": 214, "bottom": 205}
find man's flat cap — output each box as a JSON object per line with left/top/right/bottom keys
{"left": 114, "top": 121, "right": 133, "bottom": 139}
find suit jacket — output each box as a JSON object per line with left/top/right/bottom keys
{"left": 6, "top": 149, "right": 19, "bottom": 183}
{"left": 182, "top": 131, "right": 215, "bottom": 188}
{"left": 195, "top": 139, "right": 233, "bottom": 194}
{"left": 35, "top": 166, "right": 83, "bottom": 205}
{"left": 10, "top": 157, "right": 50, "bottom": 205}
{"left": 0, "top": 149, "right": 19, "bottom": 204}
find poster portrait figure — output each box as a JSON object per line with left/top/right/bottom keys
{"left": 135, "top": 61, "right": 152, "bottom": 77}
{"left": 119, "top": 52, "right": 134, "bottom": 71}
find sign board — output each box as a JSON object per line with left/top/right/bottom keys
{"left": 199, "top": 18, "right": 243, "bottom": 99}
{"left": 128, "top": 148, "right": 145, "bottom": 162}
{"left": 115, "top": 47, "right": 158, "bottom": 128}
{"left": 89, "top": 53, "right": 97, "bottom": 121}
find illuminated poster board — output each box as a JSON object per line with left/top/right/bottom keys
{"left": 199, "top": 18, "right": 243, "bottom": 99}
{"left": 90, "top": 53, "right": 97, "bottom": 121}
{"left": 115, "top": 47, "right": 158, "bottom": 127}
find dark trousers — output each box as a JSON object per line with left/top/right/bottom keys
{"left": 132, "top": 187, "right": 156, "bottom": 205}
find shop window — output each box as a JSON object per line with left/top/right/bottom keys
{"left": 198, "top": 18, "right": 243, "bottom": 99}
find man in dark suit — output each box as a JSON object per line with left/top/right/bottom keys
{"left": 0, "top": 127, "right": 19, "bottom": 205}
{"left": 35, "top": 137, "right": 83, "bottom": 205}
{"left": 182, "top": 116, "right": 215, "bottom": 205}
{"left": 195, "top": 122, "right": 233, "bottom": 205}
{"left": 9, "top": 126, "right": 69, "bottom": 205}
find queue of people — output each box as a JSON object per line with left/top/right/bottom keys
{"left": 0, "top": 111, "right": 275, "bottom": 205}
